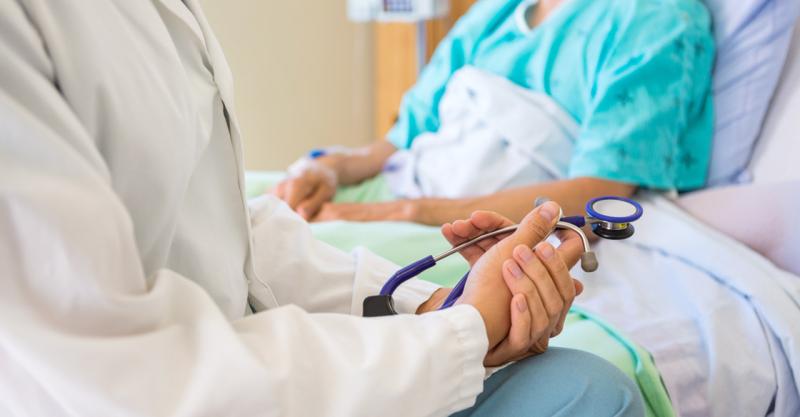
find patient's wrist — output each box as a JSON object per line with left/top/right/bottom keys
{"left": 315, "top": 153, "right": 346, "bottom": 178}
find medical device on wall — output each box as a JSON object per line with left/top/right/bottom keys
{"left": 363, "top": 196, "right": 644, "bottom": 317}
{"left": 347, "top": 0, "right": 449, "bottom": 73}
{"left": 347, "top": 0, "right": 449, "bottom": 22}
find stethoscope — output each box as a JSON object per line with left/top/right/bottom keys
{"left": 363, "top": 196, "right": 643, "bottom": 317}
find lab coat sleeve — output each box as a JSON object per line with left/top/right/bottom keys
{"left": 248, "top": 195, "right": 444, "bottom": 315}
{"left": 0, "top": 4, "right": 487, "bottom": 417}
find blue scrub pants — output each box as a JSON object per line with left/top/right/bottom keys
{"left": 452, "top": 348, "right": 645, "bottom": 417}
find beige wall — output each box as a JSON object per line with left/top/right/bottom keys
{"left": 200, "top": 1, "right": 374, "bottom": 170}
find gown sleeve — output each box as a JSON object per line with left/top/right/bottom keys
{"left": 568, "top": 4, "right": 715, "bottom": 191}
{"left": 0, "top": 3, "right": 487, "bottom": 416}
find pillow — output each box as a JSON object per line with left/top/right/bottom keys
{"left": 677, "top": 181, "right": 800, "bottom": 276}
{"left": 702, "top": 0, "right": 800, "bottom": 186}
{"left": 747, "top": 20, "right": 800, "bottom": 184}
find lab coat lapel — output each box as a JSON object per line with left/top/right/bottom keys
{"left": 150, "top": 0, "right": 206, "bottom": 43}
{"left": 167, "top": 0, "right": 279, "bottom": 310}
{"left": 150, "top": 0, "right": 238, "bottom": 129}
{"left": 181, "top": 0, "right": 238, "bottom": 125}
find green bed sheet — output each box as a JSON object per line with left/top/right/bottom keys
{"left": 247, "top": 171, "right": 674, "bottom": 417}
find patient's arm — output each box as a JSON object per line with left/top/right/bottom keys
{"left": 318, "top": 140, "right": 397, "bottom": 186}
{"left": 273, "top": 140, "right": 396, "bottom": 220}
{"left": 418, "top": 177, "right": 636, "bottom": 224}
{"left": 313, "top": 177, "right": 636, "bottom": 225}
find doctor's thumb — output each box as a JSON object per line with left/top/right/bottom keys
{"left": 510, "top": 201, "right": 560, "bottom": 247}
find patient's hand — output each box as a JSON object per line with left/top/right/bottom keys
{"left": 273, "top": 163, "right": 337, "bottom": 220}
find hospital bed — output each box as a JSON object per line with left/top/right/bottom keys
{"left": 246, "top": 5, "right": 800, "bottom": 417}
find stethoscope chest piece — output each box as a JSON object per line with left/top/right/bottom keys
{"left": 586, "top": 196, "right": 643, "bottom": 240}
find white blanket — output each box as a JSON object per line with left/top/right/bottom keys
{"left": 384, "top": 66, "right": 578, "bottom": 199}
{"left": 574, "top": 194, "right": 800, "bottom": 417}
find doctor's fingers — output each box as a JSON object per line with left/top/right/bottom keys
{"left": 440, "top": 223, "right": 484, "bottom": 264}
{"left": 442, "top": 213, "right": 514, "bottom": 262}
{"left": 553, "top": 228, "right": 585, "bottom": 269}
{"left": 512, "top": 245, "right": 565, "bottom": 330}
{"left": 534, "top": 242, "right": 578, "bottom": 337}
{"left": 467, "top": 211, "right": 515, "bottom": 253}
{"left": 444, "top": 212, "right": 512, "bottom": 244}
{"left": 484, "top": 293, "right": 534, "bottom": 366}
{"left": 552, "top": 228, "right": 585, "bottom": 301}
{"left": 502, "top": 258, "right": 552, "bottom": 343}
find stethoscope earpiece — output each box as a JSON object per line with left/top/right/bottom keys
{"left": 580, "top": 251, "right": 599, "bottom": 272}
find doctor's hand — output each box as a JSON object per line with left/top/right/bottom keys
{"left": 440, "top": 211, "right": 515, "bottom": 267}
{"left": 452, "top": 202, "right": 584, "bottom": 366}
{"left": 482, "top": 241, "right": 584, "bottom": 366}
{"left": 272, "top": 162, "right": 337, "bottom": 220}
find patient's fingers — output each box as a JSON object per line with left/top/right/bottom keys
{"left": 272, "top": 181, "right": 286, "bottom": 199}
{"left": 284, "top": 178, "right": 312, "bottom": 210}
{"left": 296, "top": 184, "right": 333, "bottom": 220}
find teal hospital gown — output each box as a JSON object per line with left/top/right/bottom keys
{"left": 387, "top": 0, "right": 715, "bottom": 191}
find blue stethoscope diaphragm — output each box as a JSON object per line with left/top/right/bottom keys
{"left": 585, "top": 196, "right": 643, "bottom": 240}
{"left": 586, "top": 196, "right": 643, "bottom": 223}
{"left": 363, "top": 196, "right": 643, "bottom": 317}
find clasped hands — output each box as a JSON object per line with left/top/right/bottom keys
{"left": 417, "top": 202, "right": 584, "bottom": 367}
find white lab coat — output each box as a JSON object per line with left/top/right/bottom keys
{"left": 0, "top": 1, "right": 488, "bottom": 416}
